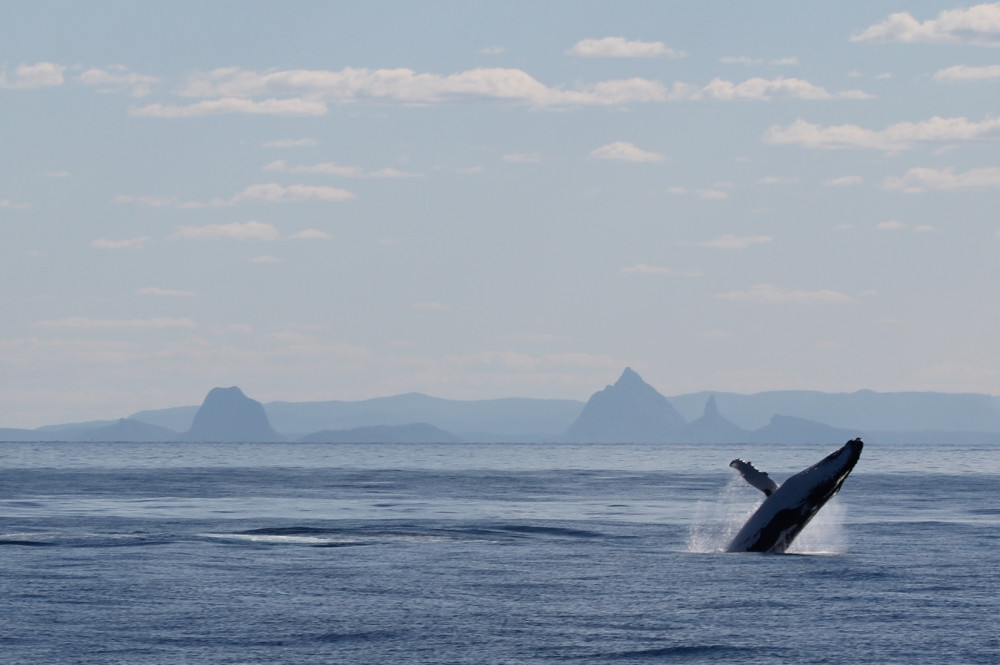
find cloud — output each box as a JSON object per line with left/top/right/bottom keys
{"left": 173, "top": 221, "right": 279, "bottom": 240}
{"left": 824, "top": 175, "right": 863, "bottom": 186}
{"left": 0, "top": 198, "right": 31, "bottom": 209}
{"left": 883, "top": 166, "right": 1000, "bottom": 191}
{"left": 174, "top": 65, "right": 670, "bottom": 109}
{"left": 289, "top": 229, "right": 332, "bottom": 239}
{"left": 0, "top": 62, "right": 64, "bottom": 89}
{"left": 715, "top": 284, "right": 856, "bottom": 304}
{"left": 876, "top": 220, "right": 907, "bottom": 231}
{"left": 934, "top": 64, "right": 1000, "bottom": 80}
{"left": 262, "top": 138, "right": 319, "bottom": 148}
{"left": 130, "top": 97, "right": 328, "bottom": 118}
{"left": 478, "top": 46, "right": 506, "bottom": 55}
{"left": 135, "top": 287, "right": 197, "bottom": 297}
{"left": 672, "top": 77, "right": 870, "bottom": 101}
{"left": 34, "top": 317, "right": 198, "bottom": 330}
{"left": 696, "top": 189, "right": 730, "bottom": 200}
{"left": 231, "top": 183, "right": 356, "bottom": 203}
{"left": 757, "top": 176, "right": 798, "bottom": 185}
{"left": 90, "top": 237, "right": 151, "bottom": 250}
{"left": 590, "top": 141, "right": 664, "bottom": 162}
{"left": 114, "top": 194, "right": 176, "bottom": 207}
{"left": 263, "top": 160, "right": 419, "bottom": 178}
{"left": 251, "top": 255, "right": 281, "bottom": 263}
{"left": 621, "top": 264, "right": 702, "bottom": 276}
{"left": 764, "top": 116, "right": 1000, "bottom": 151}
{"left": 852, "top": 3, "right": 1000, "bottom": 46}
{"left": 566, "top": 37, "right": 685, "bottom": 58}
{"left": 699, "top": 234, "right": 772, "bottom": 249}
{"left": 76, "top": 65, "right": 159, "bottom": 96}
{"left": 45, "top": 170, "right": 71, "bottom": 178}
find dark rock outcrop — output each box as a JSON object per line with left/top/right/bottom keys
{"left": 564, "top": 368, "right": 686, "bottom": 443}
{"left": 183, "top": 386, "right": 283, "bottom": 442}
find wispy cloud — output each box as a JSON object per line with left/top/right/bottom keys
{"left": 0, "top": 198, "right": 31, "bottom": 209}
{"left": 90, "top": 237, "right": 151, "bottom": 250}
{"left": 567, "top": 37, "right": 686, "bottom": 58}
{"left": 720, "top": 56, "right": 799, "bottom": 66}
{"left": 114, "top": 194, "right": 176, "bottom": 207}
{"left": 289, "top": 229, "right": 332, "bottom": 240}
{"left": 883, "top": 166, "right": 1000, "bottom": 191}
{"left": 410, "top": 302, "right": 451, "bottom": 311}
{"left": 590, "top": 141, "right": 664, "bottom": 162}
{"left": 671, "top": 77, "right": 870, "bottom": 101}
{"left": 757, "top": 176, "right": 798, "bottom": 185}
{"left": 131, "top": 97, "right": 328, "bottom": 118}
{"left": 502, "top": 152, "right": 542, "bottom": 163}
{"left": 876, "top": 220, "right": 907, "bottom": 231}
{"left": 262, "top": 138, "right": 319, "bottom": 148}
{"left": 764, "top": 115, "right": 1000, "bottom": 151}
{"left": 34, "top": 317, "right": 198, "bottom": 330}
{"left": 699, "top": 235, "right": 772, "bottom": 249}
{"left": 621, "top": 264, "right": 703, "bottom": 276}
{"left": 251, "top": 255, "right": 281, "bottom": 263}
{"left": 934, "top": 64, "right": 1000, "bottom": 80}
{"left": 263, "top": 160, "right": 420, "bottom": 178}
{"left": 0, "top": 62, "right": 64, "bottom": 89}
{"left": 76, "top": 65, "right": 159, "bottom": 97}
{"left": 852, "top": 3, "right": 1000, "bottom": 46}
{"left": 824, "top": 175, "right": 863, "bottom": 186}
{"left": 715, "top": 284, "right": 855, "bottom": 304}
{"left": 696, "top": 189, "right": 730, "bottom": 200}
{"left": 173, "top": 221, "right": 279, "bottom": 241}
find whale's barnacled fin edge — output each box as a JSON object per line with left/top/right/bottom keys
{"left": 729, "top": 458, "right": 780, "bottom": 496}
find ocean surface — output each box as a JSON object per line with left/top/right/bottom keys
{"left": 1, "top": 441, "right": 997, "bottom": 664}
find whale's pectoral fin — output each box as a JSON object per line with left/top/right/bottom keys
{"left": 729, "top": 459, "right": 780, "bottom": 496}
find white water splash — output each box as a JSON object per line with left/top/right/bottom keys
{"left": 788, "top": 497, "right": 847, "bottom": 555}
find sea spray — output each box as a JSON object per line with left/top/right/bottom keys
{"left": 687, "top": 474, "right": 762, "bottom": 552}
{"left": 788, "top": 497, "right": 847, "bottom": 555}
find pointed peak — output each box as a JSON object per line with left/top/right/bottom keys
{"left": 615, "top": 367, "right": 644, "bottom": 386}
{"left": 703, "top": 394, "right": 720, "bottom": 418}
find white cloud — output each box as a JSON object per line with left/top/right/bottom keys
{"left": 590, "top": 141, "right": 664, "bottom": 162}
{"left": 262, "top": 138, "right": 319, "bottom": 148}
{"left": 34, "top": 317, "right": 198, "bottom": 330}
{"left": 764, "top": 116, "right": 1000, "bottom": 151}
{"left": 883, "top": 166, "right": 1000, "bottom": 191}
{"left": 135, "top": 287, "right": 197, "bottom": 297}
{"left": 621, "top": 264, "right": 702, "bottom": 276}
{"left": 673, "top": 77, "right": 870, "bottom": 101}
{"left": 715, "top": 284, "right": 855, "bottom": 304}
{"left": 290, "top": 229, "right": 332, "bottom": 240}
{"left": 934, "top": 64, "right": 1000, "bottom": 80}
{"left": 251, "top": 255, "right": 282, "bottom": 263}
{"left": 696, "top": 189, "right": 730, "bottom": 200}
{"left": 263, "top": 160, "right": 419, "bottom": 178}
{"left": 566, "top": 37, "right": 685, "bottom": 58}
{"left": 0, "top": 62, "right": 64, "bottom": 89}
{"left": 130, "top": 97, "right": 328, "bottom": 118}
{"left": 915, "top": 225, "right": 935, "bottom": 232}
{"left": 824, "top": 175, "right": 863, "bottom": 186}
{"left": 0, "top": 198, "right": 31, "bottom": 209}
{"left": 181, "top": 183, "right": 357, "bottom": 207}
{"left": 174, "top": 65, "right": 670, "bottom": 109}
{"left": 76, "top": 65, "right": 159, "bottom": 96}
{"left": 479, "top": 46, "right": 505, "bottom": 55}
{"left": 502, "top": 152, "right": 542, "bottom": 163}
{"left": 699, "top": 234, "right": 772, "bottom": 249}
{"left": 45, "top": 170, "right": 71, "bottom": 178}
{"left": 876, "top": 220, "right": 907, "bottom": 231}
{"left": 90, "top": 237, "right": 151, "bottom": 250}
{"left": 852, "top": 3, "right": 1000, "bottom": 46}
{"left": 757, "top": 176, "right": 798, "bottom": 185}
{"left": 173, "top": 220, "right": 279, "bottom": 241}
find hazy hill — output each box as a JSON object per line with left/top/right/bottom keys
{"left": 182, "top": 387, "right": 283, "bottom": 442}
{"left": 300, "top": 423, "right": 460, "bottom": 444}
{"left": 750, "top": 415, "right": 862, "bottom": 445}
{"left": 564, "top": 368, "right": 686, "bottom": 443}
{"left": 676, "top": 395, "right": 749, "bottom": 443}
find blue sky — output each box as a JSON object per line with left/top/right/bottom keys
{"left": 3, "top": 1, "right": 1000, "bottom": 426}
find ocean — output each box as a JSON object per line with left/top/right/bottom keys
{"left": 1, "top": 441, "right": 997, "bottom": 664}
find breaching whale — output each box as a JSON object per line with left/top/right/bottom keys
{"left": 726, "top": 438, "right": 863, "bottom": 554}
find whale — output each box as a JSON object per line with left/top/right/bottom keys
{"left": 726, "top": 438, "right": 863, "bottom": 553}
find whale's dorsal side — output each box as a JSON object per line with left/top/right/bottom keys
{"left": 729, "top": 459, "right": 779, "bottom": 496}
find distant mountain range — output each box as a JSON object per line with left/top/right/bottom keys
{"left": 3, "top": 368, "right": 1000, "bottom": 444}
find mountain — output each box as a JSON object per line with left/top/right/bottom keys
{"left": 299, "top": 423, "right": 460, "bottom": 444}
{"left": 77, "top": 418, "right": 179, "bottom": 442}
{"left": 182, "top": 387, "right": 283, "bottom": 442}
{"left": 750, "top": 415, "right": 861, "bottom": 444}
{"left": 677, "top": 395, "right": 749, "bottom": 443}
{"left": 564, "top": 368, "right": 686, "bottom": 443}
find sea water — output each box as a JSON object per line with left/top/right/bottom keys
{"left": 1, "top": 441, "right": 997, "bottom": 664}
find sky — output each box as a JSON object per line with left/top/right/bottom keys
{"left": 2, "top": 1, "right": 1000, "bottom": 427}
